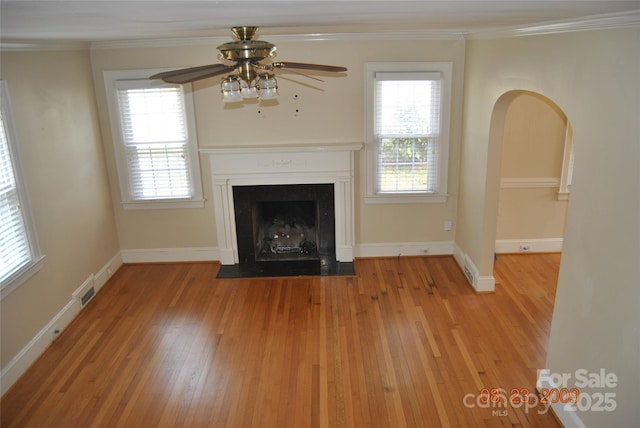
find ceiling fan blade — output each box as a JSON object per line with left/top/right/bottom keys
{"left": 150, "top": 64, "right": 235, "bottom": 84}
{"left": 274, "top": 62, "right": 347, "bottom": 73}
{"left": 285, "top": 69, "right": 324, "bottom": 82}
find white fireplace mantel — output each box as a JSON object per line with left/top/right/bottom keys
{"left": 200, "top": 143, "right": 362, "bottom": 265}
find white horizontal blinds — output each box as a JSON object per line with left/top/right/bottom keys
{"left": 374, "top": 72, "right": 442, "bottom": 193}
{"left": 116, "top": 80, "right": 192, "bottom": 200}
{"left": 0, "top": 108, "right": 31, "bottom": 282}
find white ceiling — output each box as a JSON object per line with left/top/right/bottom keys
{"left": 1, "top": 0, "right": 639, "bottom": 45}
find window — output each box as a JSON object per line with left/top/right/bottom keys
{"left": 104, "top": 70, "right": 203, "bottom": 209}
{"left": 0, "top": 80, "right": 44, "bottom": 299}
{"left": 365, "top": 62, "right": 452, "bottom": 203}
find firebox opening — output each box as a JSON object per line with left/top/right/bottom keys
{"left": 230, "top": 183, "right": 345, "bottom": 277}
{"left": 254, "top": 200, "right": 320, "bottom": 261}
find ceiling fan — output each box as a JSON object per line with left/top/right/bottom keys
{"left": 150, "top": 26, "right": 347, "bottom": 103}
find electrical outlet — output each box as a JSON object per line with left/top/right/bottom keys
{"left": 519, "top": 244, "right": 532, "bottom": 252}
{"left": 51, "top": 327, "right": 61, "bottom": 340}
{"left": 444, "top": 220, "right": 453, "bottom": 232}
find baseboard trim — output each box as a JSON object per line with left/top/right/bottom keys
{"left": 453, "top": 244, "right": 495, "bottom": 292}
{"left": 495, "top": 238, "right": 563, "bottom": 254}
{"left": 122, "top": 244, "right": 454, "bottom": 264}
{"left": 121, "top": 247, "right": 220, "bottom": 263}
{"left": 0, "top": 252, "right": 122, "bottom": 397}
{"left": 354, "top": 241, "right": 454, "bottom": 258}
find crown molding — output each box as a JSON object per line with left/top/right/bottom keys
{"left": 0, "top": 40, "right": 89, "bottom": 52}
{"left": 89, "top": 30, "right": 464, "bottom": 51}
{"left": 3, "top": 9, "right": 638, "bottom": 52}
{"left": 466, "top": 9, "right": 640, "bottom": 40}
{"left": 90, "top": 36, "right": 226, "bottom": 50}
{"left": 2, "top": 30, "right": 462, "bottom": 52}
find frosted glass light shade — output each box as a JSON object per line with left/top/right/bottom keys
{"left": 256, "top": 74, "right": 278, "bottom": 100}
{"left": 221, "top": 76, "right": 242, "bottom": 103}
{"left": 240, "top": 79, "right": 258, "bottom": 99}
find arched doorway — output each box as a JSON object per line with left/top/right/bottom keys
{"left": 493, "top": 90, "right": 572, "bottom": 255}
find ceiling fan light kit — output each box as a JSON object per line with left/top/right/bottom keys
{"left": 150, "top": 26, "right": 347, "bottom": 105}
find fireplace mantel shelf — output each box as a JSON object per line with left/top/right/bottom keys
{"left": 203, "top": 143, "right": 361, "bottom": 265}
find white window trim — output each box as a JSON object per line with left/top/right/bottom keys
{"left": 364, "top": 62, "right": 452, "bottom": 204}
{"left": 557, "top": 121, "right": 574, "bottom": 201}
{"left": 0, "top": 80, "right": 45, "bottom": 301}
{"left": 103, "top": 69, "right": 204, "bottom": 210}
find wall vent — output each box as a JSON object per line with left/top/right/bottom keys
{"left": 463, "top": 265, "right": 475, "bottom": 285}
{"left": 73, "top": 274, "right": 96, "bottom": 309}
{"left": 80, "top": 287, "right": 95, "bottom": 307}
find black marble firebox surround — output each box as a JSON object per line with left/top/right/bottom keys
{"left": 233, "top": 183, "right": 335, "bottom": 263}
{"left": 218, "top": 183, "right": 355, "bottom": 278}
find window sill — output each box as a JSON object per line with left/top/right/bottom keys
{"left": 122, "top": 198, "right": 206, "bottom": 210}
{"left": 0, "top": 255, "right": 46, "bottom": 301}
{"left": 364, "top": 193, "right": 448, "bottom": 204}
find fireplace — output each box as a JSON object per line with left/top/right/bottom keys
{"left": 201, "top": 143, "right": 361, "bottom": 277}
{"left": 233, "top": 184, "right": 336, "bottom": 274}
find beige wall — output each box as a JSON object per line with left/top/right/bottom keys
{"left": 0, "top": 51, "right": 120, "bottom": 367}
{"left": 459, "top": 29, "right": 639, "bottom": 425}
{"left": 90, "top": 38, "right": 466, "bottom": 249}
{"left": 497, "top": 188, "right": 567, "bottom": 239}
{"left": 497, "top": 93, "right": 568, "bottom": 241}
{"left": 501, "top": 93, "right": 565, "bottom": 178}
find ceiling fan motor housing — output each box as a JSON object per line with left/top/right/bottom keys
{"left": 217, "top": 40, "right": 276, "bottom": 62}
{"left": 218, "top": 26, "right": 276, "bottom": 62}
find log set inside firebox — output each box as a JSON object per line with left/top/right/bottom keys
{"left": 255, "top": 200, "right": 319, "bottom": 261}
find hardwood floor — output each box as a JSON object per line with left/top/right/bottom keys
{"left": 1, "top": 254, "right": 562, "bottom": 427}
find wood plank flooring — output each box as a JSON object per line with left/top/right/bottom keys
{"left": 1, "top": 254, "right": 562, "bottom": 427}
